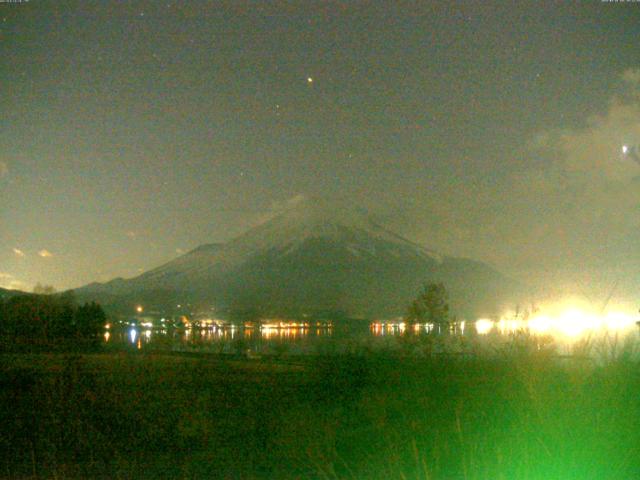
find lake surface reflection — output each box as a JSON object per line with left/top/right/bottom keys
{"left": 104, "top": 309, "right": 640, "bottom": 358}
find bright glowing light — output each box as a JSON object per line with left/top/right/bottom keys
{"left": 475, "top": 319, "right": 493, "bottom": 335}
{"left": 143, "top": 329, "right": 151, "bottom": 340}
{"left": 136, "top": 305, "right": 143, "bottom": 313}
{"left": 307, "top": 76, "right": 313, "bottom": 83}
{"left": 261, "top": 326, "right": 278, "bottom": 339}
{"left": 497, "top": 318, "right": 524, "bottom": 334}
{"left": 556, "top": 309, "right": 597, "bottom": 338}
{"left": 604, "top": 311, "right": 635, "bottom": 330}
{"left": 528, "top": 315, "right": 552, "bottom": 334}
{"left": 129, "top": 328, "right": 137, "bottom": 343}
{"left": 622, "top": 145, "right": 629, "bottom": 154}
{"left": 104, "top": 331, "right": 111, "bottom": 342}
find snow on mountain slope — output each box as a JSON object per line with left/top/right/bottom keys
{"left": 132, "top": 199, "right": 441, "bottom": 285}
{"left": 74, "top": 199, "right": 520, "bottom": 317}
{"left": 230, "top": 199, "right": 443, "bottom": 263}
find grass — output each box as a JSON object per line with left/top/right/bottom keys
{"left": 0, "top": 337, "right": 639, "bottom": 479}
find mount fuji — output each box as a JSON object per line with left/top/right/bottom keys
{"left": 75, "top": 200, "right": 521, "bottom": 319}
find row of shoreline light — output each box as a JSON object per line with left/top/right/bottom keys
{"left": 477, "top": 309, "right": 638, "bottom": 338}
{"left": 370, "top": 308, "right": 639, "bottom": 339}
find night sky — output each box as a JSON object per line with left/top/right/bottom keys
{"left": 1, "top": 1, "right": 640, "bottom": 297}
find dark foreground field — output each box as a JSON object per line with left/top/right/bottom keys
{"left": 1, "top": 346, "right": 639, "bottom": 479}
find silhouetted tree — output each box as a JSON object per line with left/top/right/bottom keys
{"left": 74, "top": 302, "right": 107, "bottom": 338}
{"left": 0, "top": 293, "right": 107, "bottom": 347}
{"left": 33, "top": 283, "right": 57, "bottom": 295}
{"left": 47, "top": 293, "right": 76, "bottom": 337}
{"left": 406, "top": 282, "right": 450, "bottom": 325}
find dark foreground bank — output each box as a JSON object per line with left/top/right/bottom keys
{"left": 1, "top": 349, "right": 639, "bottom": 479}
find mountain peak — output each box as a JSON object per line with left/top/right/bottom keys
{"left": 224, "top": 197, "right": 443, "bottom": 265}
{"left": 271, "top": 196, "right": 374, "bottom": 231}
{"left": 73, "top": 199, "right": 518, "bottom": 317}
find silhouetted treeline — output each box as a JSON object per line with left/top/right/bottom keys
{"left": 0, "top": 293, "right": 106, "bottom": 346}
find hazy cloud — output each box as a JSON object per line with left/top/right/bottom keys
{"left": 252, "top": 194, "right": 308, "bottom": 226}
{"left": 268, "top": 194, "right": 306, "bottom": 214}
{"left": 525, "top": 71, "right": 640, "bottom": 198}
{"left": 486, "top": 69, "right": 640, "bottom": 273}
{"left": 407, "top": 69, "right": 640, "bottom": 291}
{"left": 0, "top": 272, "right": 28, "bottom": 291}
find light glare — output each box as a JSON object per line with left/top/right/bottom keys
{"left": 475, "top": 319, "right": 493, "bottom": 335}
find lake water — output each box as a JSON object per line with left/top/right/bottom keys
{"left": 103, "top": 311, "right": 640, "bottom": 359}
